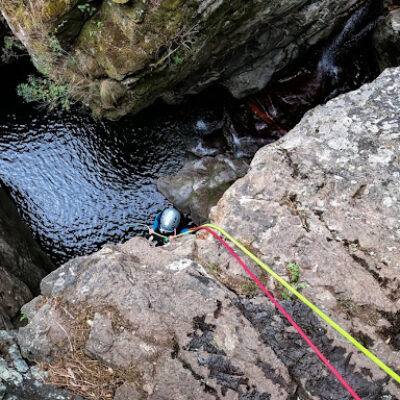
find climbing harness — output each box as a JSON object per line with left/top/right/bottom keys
{"left": 170, "top": 223, "right": 400, "bottom": 388}
{"left": 127, "top": 223, "right": 170, "bottom": 241}
{"left": 191, "top": 226, "right": 361, "bottom": 399}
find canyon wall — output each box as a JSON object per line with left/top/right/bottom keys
{"left": 0, "top": 0, "right": 372, "bottom": 119}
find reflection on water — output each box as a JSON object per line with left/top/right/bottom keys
{"left": 0, "top": 0, "right": 382, "bottom": 265}
{"left": 0, "top": 71, "right": 223, "bottom": 264}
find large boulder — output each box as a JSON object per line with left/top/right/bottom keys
{"left": 17, "top": 236, "right": 399, "bottom": 399}
{"left": 0, "top": 0, "right": 375, "bottom": 119}
{"left": 204, "top": 67, "right": 400, "bottom": 394}
{"left": 373, "top": 8, "right": 400, "bottom": 70}
{"left": 0, "top": 188, "right": 53, "bottom": 328}
{"left": 157, "top": 155, "right": 249, "bottom": 225}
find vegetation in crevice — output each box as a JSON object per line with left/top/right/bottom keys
{"left": 280, "top": 262, "right": 307, "bottom": 300}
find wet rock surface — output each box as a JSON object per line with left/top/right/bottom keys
{"left": 373, "top": 9, "right": 400, "bottom": 70}
{"left": 207, "top": 67, "right": 400, "bottom": 394}
{"left": 1, "top": 0, "right": 374, "bottom": 119}
{"left": 157, "top": 155, "right": 249, "bottom": 225}
{"left": 0, "top": 188, "right": 53, "bottom": 329}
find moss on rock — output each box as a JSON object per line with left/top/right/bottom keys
{"left": 0, "top": 0, "right": 368, "bottom": 119}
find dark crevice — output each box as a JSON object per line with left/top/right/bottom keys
{"left": 379, "top": 311, "right": 400, "bottom": 352}
{"left": 349, "top": 329, "right": 375, "bottom": 349}
{"left": 350, "top": 254, "right": 389, "bottom": 288}
{"left": 281, "top": 150, "right": 300, "bottom": 179}
{"left": 178, "top": 357, "right": 220, "bottom": 399}
{"left": 236, "top": 297, "right": 394, "bottom": 399}
{"left": 213, "top": 300, "right": 222, "bottom": 319}
{"left": 314, "top": 211, "right": 391, "bottom": 290}
{"left": 183, "top": 315, "right": 273, "bottom": 398}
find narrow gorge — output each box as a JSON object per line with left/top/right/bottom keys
{"left": 0, "top": 0, "right": 399, "bottom": 399}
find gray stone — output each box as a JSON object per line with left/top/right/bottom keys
{"left": 100, "top": 79, "right": 127, "bottom": 109}
{"left": 17, "top": 232, "right": 400, "bottom": 398}
{"left": 9, "top": 64, "right": 400, "bottom": 400}
{"left": 8, "top": 345, "right": 28, "bottom": 374}
{"left": 0, "top": 331, "right": 80, "bottom": 400}
{"left": 113, "top": 383, "right": 141, "bottom": 399}
{"left": 373, "top": 9, "right": 400, "bottom": 70}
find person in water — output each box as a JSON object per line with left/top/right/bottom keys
{"left": 149, "top": 207, "right": 189, "bottom": 245}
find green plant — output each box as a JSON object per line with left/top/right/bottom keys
{"left": 20, "top": 312, "right": 28, "bottom": 322}
{"left": 288, "top": 262, "right": 299, "bottom": 283}
{"left": 150, "top": 22, "right": 200, "bottom": 69}
{"left": 281, "top": 289, "right": 291, "bottom": 301}
{"left": 89, "top": 20, "right": 104, "bottom": 37}
{"left": 208, "top": 263, "right": 218, "bottom": 272}
{"left": 48, "top": 35, "right": 63, "bottom": 53}
{"left": 77, "top": 3, "right": 97, "bottom": 15}
{"left": 17, "top": 75, "right": 72, "bottom": 112}
{"left": 280, "top": 262, "right": 307, "bottom": 300}
{"left": 1, "top": 35, "right": 26, "bottom": 63}
{"left": 172, "top": 55, "right": 183, "bottom": 64}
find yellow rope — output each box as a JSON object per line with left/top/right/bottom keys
{"left": 203, "top": 223, "right": 400, "bottom": 384}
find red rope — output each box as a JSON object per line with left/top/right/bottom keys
{"left": 191, "top": 226, "right": 361, "bottom": 400}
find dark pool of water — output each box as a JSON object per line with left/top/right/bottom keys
{"left": 0, "top": 0, "right": 382, "bottom": 266}
{"left": 0, "top": 62, "right": 224, "bottom": 264}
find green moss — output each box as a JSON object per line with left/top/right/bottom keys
{"left": 3, "top": 0, "right": 259, "bottom": 118}
{"left": 208, "top": 263, "right": 218, "bottom": 272}
{"left": 123, "top": 0, "right": 148, "bottom": 23}
{"left": 42, "top": 0, "right": 72, "bottom": 21}
{"left": 204, "top": 182, "right": 231, "bottom": 205}
{"left": 242, "top": 282, "right": 257, "bottom": 297}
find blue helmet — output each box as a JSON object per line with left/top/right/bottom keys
{"left": 159, "top": 208, "right": 181, "bottom": 234}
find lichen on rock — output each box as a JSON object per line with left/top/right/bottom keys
{"left": 207, "top": 66, "right": 400, "bottom": 395}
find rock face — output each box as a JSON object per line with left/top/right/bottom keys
{"left": 17, "top": 236, "right": 399, "bottom": 399}
{"left": 0, "top": 330, "right": 82, "bottom": 400}
{"left": 373, "top": 9, "right": 400, "bottom": 70}
{"left": 0, "top": 188, "right": 53, "bottom": 329}
{"left": 207, "top": 66, "right": 400, "bottom": 393}
{"left": 157, "top": 155, "right": 249, "bottom": 225}
{"left": 0, "top": 0, "right": 372, "bottom": 119}
{"left": 11, "top": 67, "right": 400, "bottom": 399}
{"left": 8, "top": 49, "right": 400, "bottom": 400}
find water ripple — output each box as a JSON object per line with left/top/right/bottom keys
{"left": 0, "top": 98, "right": 222, "bottom": 265}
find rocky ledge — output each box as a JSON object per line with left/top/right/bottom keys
{"left": 6, "top": 67, "right": 400, "bottom": 399}
{"left": 0, "top": 0, "right": 376, "bottom": 119}
{"left": 0, "top": 188, "right": 53, "bottom": 330}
